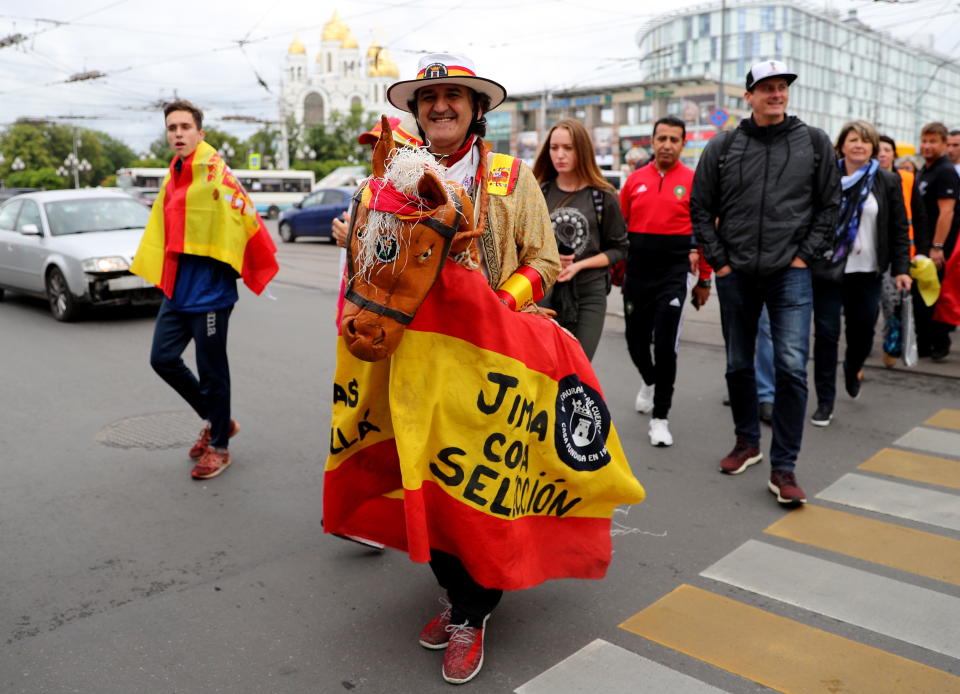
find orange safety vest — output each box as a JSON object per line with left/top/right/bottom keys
{"left": 898, "top": 169, "right": 916, "bottom": 259}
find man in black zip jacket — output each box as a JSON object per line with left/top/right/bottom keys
{"left": 690, "top": 60, "right": 840, "bottom": 505}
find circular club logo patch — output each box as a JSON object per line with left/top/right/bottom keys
{"left": 673, "top": 184, "right": 687, "bottom": 200}
{"left": 554, "top": 375, "right": 612, "bottom": 472}
{"left": 375, "top": 233, "right": 399, "bottom": 263}
{"left": 423, "top": 63, "right": 449, "bottom": 79}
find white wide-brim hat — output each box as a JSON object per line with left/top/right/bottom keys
{"left": 387, "top": 53, "right": 506, "bottom": 113}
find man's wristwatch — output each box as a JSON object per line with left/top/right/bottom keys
{"left": 932, "top": 243, "right": 945, "bottom": 250}
{"left": 696, "top": 279, "right": 712, "bottom": 289}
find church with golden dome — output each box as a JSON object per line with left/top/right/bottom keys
{"left": 279, "top": 11, "right": 400, "bottom": 148}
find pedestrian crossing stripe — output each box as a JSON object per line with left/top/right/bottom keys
{"left": 858, "top": 447, "right": 960, "bottom": 490}
{"left": 702, "top": 540, "right": 960, "bottom": 659}
{"left": 514, "top": 638, "right": 726, "bottom": 694}
{"left": 764, "top": 504, "right": 960, "bottom": 586}
{"left": 620, "top": 584, "right": 960, "bottom": 694}
{"left": 893, "top": 427, "right": 960, "bottom": 459}
{"left": 818, "top": 473, "right": 960, "bottom": 532}
{"left": 925, "top": 408, "right": 960, "bottom": 431}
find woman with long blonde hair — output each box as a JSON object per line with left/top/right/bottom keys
{"left": 532, "top": 119, "right": 628, "bottom": 359}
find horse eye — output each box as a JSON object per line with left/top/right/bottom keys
{"left": 418, "top": 248, "right": 433, "bottom": 261}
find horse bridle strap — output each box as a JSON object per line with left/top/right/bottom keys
{"left": 344, "top": 180, "right": 463, "bottom": 326}
{"left": 343, "top": 288, "right": 415, "bottom": 325}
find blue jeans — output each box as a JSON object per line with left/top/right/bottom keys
{"left": 150, "top": 299, "right": 233, "bottom": 448}
{"left": 716, "top": 267, "right": 813, "bottom": 471}
{"left": 756, "top": 306, "right": 775, "bottom": 404}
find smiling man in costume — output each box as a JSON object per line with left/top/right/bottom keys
{"left": 131, "top": 100, "right": 278, "bottom": 480}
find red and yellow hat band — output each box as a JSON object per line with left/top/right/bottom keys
{"left": 416, "top": 65, "right": 475, "bottom": 80}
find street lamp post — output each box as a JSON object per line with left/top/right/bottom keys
{"left": 62, "top": 153, "right": 91, "bottom": 189}
{"left": 220, "top": 142, "right": 235, "bottom": 166}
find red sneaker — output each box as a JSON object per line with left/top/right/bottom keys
{"left": 189, "top": 420, "right": 240, "bottom": 459}
{"left": 768, "top": 469, "right": 807, "bottom": 505}
{"left": 441, "top": 616, "right": 488, "bottom": 685}
{"left": 419, "top": 601, "right": 453, "bottom": 650}
{"left": 191, "top": 447, "right": 231, "bottom": 480}
{"left": 719, "top": 438, "right": 763, "bottom": 474}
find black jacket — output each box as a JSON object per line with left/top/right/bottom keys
{"left": 691, "top": 115, "right": 840, "bottom": 276}
{"left": 869, "top": 168, "right": 912, "bottom": 277}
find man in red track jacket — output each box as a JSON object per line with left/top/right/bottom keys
{"left": 619, "top": 115, "right": 712, "bottom": 448}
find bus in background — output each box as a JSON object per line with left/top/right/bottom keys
{"left": 116, "top": 168, "right": 316, "bottom": 219}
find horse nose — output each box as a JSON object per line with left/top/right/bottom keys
{"left": 343, "top": 316, "right": 358, "bottom": 339}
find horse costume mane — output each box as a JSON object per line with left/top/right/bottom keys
{"left": 341, "top": 115, "right": 483, "bottom": 362}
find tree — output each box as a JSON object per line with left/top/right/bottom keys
{"left": 244, "top": 125, "right": 280, "bottom": 169}
{"left": 202, "top": 127, "right": 245, "bottom": 169}
{"left": 293, "top": 104, "right": 376, "bottom": 174}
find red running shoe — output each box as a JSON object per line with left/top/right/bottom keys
{"left": 768, "top": 469, "right": 807, "bottom": 505}
{"left": 719, "top": 438, "right": 763, "bottom": 474}
{"left": 419, "top": 600, "right": 453, "bottom": 650}
{"left": 189, "top": 420, "right": 240, "bottom": 459}
{"left": 441, "top": 616, "right": 488, "bottom": 685}
{"left": 191, "top": 447, "right": 231, "bottom": 480}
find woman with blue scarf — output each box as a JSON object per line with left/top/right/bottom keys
{"left": 810, "top": 121, "right": 912, "bottom": 426}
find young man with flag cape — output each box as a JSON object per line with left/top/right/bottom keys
{"left": 131, "top": 100, "right": 278, "bottom": 480}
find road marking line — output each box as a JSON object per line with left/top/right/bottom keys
{"left": 925, "top": 409, "right": 960, "bottom": 431}
{"left": 764, "top": 504, "right": 960, "bottom": 586}
{"left": 620, "top": 585, "right": 960, "bottom": 694}
{"left": 513, "top": 638, "right": 727, "bottom": 694}
{"left": 859, "top": 448, "right": 960, "bottom": 490}
{"left": 817, "top": 473, "right": 960, "bottom": 532}
{"left": 894, "top": 427, "right": 960, "bottom": 459}
{"left": 700, "top": 540, "right": 960, "bottom": 659}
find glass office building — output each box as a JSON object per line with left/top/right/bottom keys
{"left": 637, "top": 0, "right": 960, "bottom": 143}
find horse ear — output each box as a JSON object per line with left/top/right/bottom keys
{"left": 372, "top": 114, "right": 393, "bottom": 178}
{"left": 416, "top": 167, "right": 447, "bottom": 208}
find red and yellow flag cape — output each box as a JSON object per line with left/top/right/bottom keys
{"left": 130, "top": 141, "right": 278, "bottom": 296}
{"left": 933, "top": 249, "right": 960, "bottom": 325}
{"left": 324, "top": 261, "right": 645, "bottom": 590}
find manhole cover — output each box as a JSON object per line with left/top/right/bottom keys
{"left": 97, "top": 411, "right": 201, "bottom": 450}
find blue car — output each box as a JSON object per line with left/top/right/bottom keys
{"left": 277, "top": 187, "right": 354, "bottom": 243}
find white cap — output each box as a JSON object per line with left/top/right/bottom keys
{"left": 745, "top": 60, "right": 797, "bottom": 91}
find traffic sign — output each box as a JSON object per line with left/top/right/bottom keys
{"left": 710, "top": 108, "right": 729, "bottom": 128}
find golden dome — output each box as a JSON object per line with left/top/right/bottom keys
{"left": 368, "top": 47, "right": 399, "bottom": 78}
{"left": 322, "top": 10, "right": 348, "bottom": 42}
{"left": 341, "top": 29, "right": 358, "bottom": 49}
{"left": 288, "top": 35, "right": 306, "bottom": 55}
{"left": 366, "top": 43, "right": 381, "bottom": 59}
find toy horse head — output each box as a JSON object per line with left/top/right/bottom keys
{"left": 340, "top": 116, "right": 480, "bottom": 362}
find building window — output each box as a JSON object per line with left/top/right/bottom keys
{"left": 684, "top": 16, "right": 693, "bottom": 39}
{"left": 711, "top": 36, "right": 718, "bottom": 60}
{"left": 304, "top": 92, "right": 324, "bottom": 126}
{"left": 761, "top": 6, "right": 775, "bottom": 31}
{"left": 700, "top": 12, "right": 711, "bottom": 36}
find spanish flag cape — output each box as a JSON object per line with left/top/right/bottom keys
{"left": 130, "top": 141, "right": 278, "bottom": 296}
{"left": 324, "top": 261, "right": 646, "bottom": 590}
{"left": 933, "top": 248, "right": 960, "bottom": 325}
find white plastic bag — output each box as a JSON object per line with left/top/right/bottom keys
{"left": 901, "top": 290, "right": 918, "bottom": 367}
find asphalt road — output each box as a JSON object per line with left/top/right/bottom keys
{"left": 1, "top": 226, "right": 958, "bottom": 693}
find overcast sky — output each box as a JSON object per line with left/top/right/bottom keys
{"left": 0, "top": 0, "right": 953, "bottom": 151}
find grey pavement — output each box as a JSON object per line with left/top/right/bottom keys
{"left": 1, "top": 232, "right": 957, "bottom": 693}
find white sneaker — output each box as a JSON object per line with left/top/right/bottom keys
{"left": 649, "top": 418, "right": 673, "bottom": 447}
{"left": 634, "top": 382, "right": 655, "bottom": 413}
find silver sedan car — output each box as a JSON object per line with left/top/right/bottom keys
{"left": 0, "top": 188, "right": 161, "bottom": 321}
